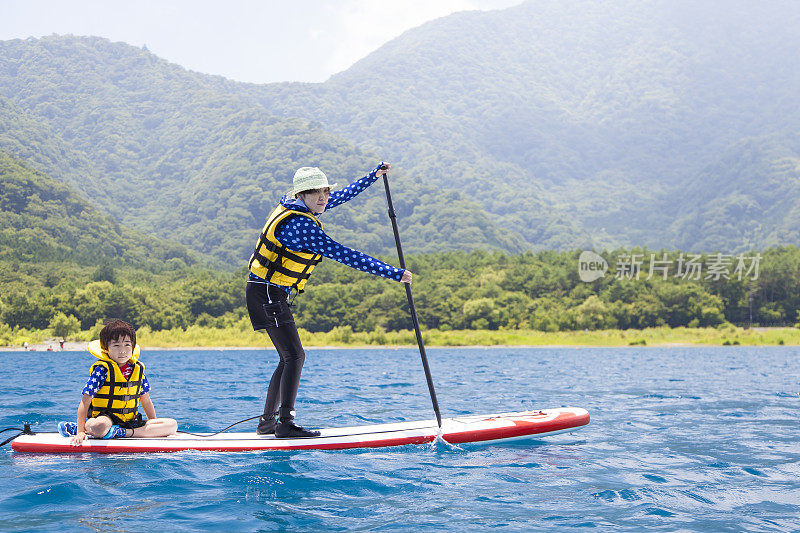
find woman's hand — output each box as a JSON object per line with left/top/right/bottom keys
{"left": 401, "top": 270, "right": 412, "bottom": 284}
{"left": 379, "top": 162, "right": 391, "bottom": 174}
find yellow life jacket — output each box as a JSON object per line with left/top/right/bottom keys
{"left": 87, "top": 339, "right": 145, "bottom": 423}
{"left": 248, "top": 204, "right": 324, "bottom": 291}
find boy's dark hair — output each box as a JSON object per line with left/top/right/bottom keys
{"left": 99, "top": 319, "right": 137, "bottom": 350}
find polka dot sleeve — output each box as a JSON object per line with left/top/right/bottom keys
{"left": 325, "top": 163, "right": 383, "bottom": 210}
{"left": 276, "top": 216, "right": 405, "bottom": 282}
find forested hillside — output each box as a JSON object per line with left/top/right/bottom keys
{"left": 5, "top": 241, "right": 800, "bottom": 338}
{"left": 669, "top": 137, "right": 800, "bottom": 251}
{"left": 3, "top": 149, "right": 799, "bottom": 340}
{"left": 0, "top": 36, "right": 527, "bottom": 265}
{"left": 0, "top": 150, "right": 241, "bottom": 332}
{"left": 0, "top": 151, "right": 194, "bottom": 269}
{"left": 2, "top": 0, "right": 800, "bottom": 263}
{"left": 237, "top": 0, "right": 800, "bottom": 253}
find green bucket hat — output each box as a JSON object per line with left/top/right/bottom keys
{"left": 292, "top": 167, "right": 337, "bottom": 196}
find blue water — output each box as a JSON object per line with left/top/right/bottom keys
{"left": 1, "top": 346, "right": 799, "bottom": 531}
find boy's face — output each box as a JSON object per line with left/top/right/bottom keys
{"left": 107, "top": 335, "right": 134, "bottom": 365}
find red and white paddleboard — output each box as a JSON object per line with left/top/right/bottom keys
{"left": 11, "top": 408, "right": 589, "bottom": 454}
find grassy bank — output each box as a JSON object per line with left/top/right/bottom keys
{"left": 3, "top": 320, "right": 800, "bottom": 348}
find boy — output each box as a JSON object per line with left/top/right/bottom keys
{"left": 58, "top": 319, "right": 177, "bottom": 445}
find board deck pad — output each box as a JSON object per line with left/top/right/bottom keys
{"left": 12, "top": 408, "right": 589, "bottom": 453}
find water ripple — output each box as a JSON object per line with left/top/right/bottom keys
{"left": 1, "top": 347, "right": 799, "bottom": 531}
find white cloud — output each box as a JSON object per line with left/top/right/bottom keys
{"left": 322, "top": 0, "right": 499, "bottom": 78}
{"left": 0, "top": 0, "right": 523, "bottom": 83}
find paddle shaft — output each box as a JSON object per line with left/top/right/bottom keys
{"left": 381, "top": 170, "right": 443, "bottom": 427}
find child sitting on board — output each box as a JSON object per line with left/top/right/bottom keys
{"left": 58, "top": 319, "right": 177, "bottom": 445}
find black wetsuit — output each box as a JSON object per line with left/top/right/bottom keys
{"left": 245, "top": 281, "right": 304, "bottom": 425}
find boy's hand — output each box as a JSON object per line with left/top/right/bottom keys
{"left": 71, "top": 431, "right": 87, "bottom": 446}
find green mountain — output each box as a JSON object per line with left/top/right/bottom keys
{"left": 4, "top": 150, "right": 800, "bottom": 335}
{"left": 0, "top": 150, "right": 252, "bottom": 331}
{"left": 0, "top": 95, "right": 105, "bottom": 201}
{"left": 234, "top": 0, "right": 800, "bottom": 252}
{"left": 0, "top": 150, "right": 194, "bottom": 268}
{"left": 3, "top": 0, "right": 800, "bottom": 260}
{"left": 0, "top": 36, "right": 527, "bottom": 266}
{"left": 670, "top": 136, "right": 800, "bottom": 251}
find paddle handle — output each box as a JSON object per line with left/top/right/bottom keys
{"left": 381, "top": 169, "right": 442, "bottom": 427}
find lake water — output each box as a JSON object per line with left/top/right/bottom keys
{"left": 1, "top": 346, "right": 798, "bottom": 531}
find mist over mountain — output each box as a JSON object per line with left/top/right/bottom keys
{"left": 0, "top": 150, "right": 195, "bottom": 268}
{"left": 0, "top": 36, "right": 525, "bottom": 265}
{"left": 1, "top": 0, "right": 799, "bottom": 264}
{"left": 236, "top": 0, "right": 800, "bottom": 252}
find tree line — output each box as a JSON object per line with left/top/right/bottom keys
{"left": 2, "top": 247, "right": 799, "bottom": 339}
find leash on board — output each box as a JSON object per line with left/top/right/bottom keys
{"left": 380, "top": 164, "right": 443, "bottom": 427}
{"left": 1, "top": 417, "right": 263, "bottom": 444}
{"left": 0, "top": 424, "right": 34, "bottom": 447}
{"left": 176, "top": 415, "right": 262, "bottom": 437}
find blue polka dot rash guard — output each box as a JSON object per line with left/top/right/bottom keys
{"left": 251, "top": 163, "right": 405, "bottom": 286}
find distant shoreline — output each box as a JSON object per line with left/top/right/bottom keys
{"left": 0, "top": 343, "right": 702, "bottom": 352}
{"left": 2, "top": 326, "right": 798, "bottom": 351}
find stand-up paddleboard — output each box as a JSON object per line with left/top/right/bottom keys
{"left": 12, "top": 408, "right": 589, "bottom": 454}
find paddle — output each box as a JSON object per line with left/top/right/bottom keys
{"left": 380, "top": 165, "right": 443, "bottom": 427}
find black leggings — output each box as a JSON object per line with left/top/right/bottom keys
{"left": 246, "top": 282, "right": 305, "bottom": 419}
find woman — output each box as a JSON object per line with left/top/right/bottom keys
{"left": 246, "top": 162, "right": 412, "bottom": 438}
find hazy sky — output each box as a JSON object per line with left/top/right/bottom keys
{"left": 0, "top": 0, "right": 522, "bottom": 84}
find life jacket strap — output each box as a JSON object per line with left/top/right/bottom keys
{"left": 257, "top": 239, "right": 320, "bottom": 266}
